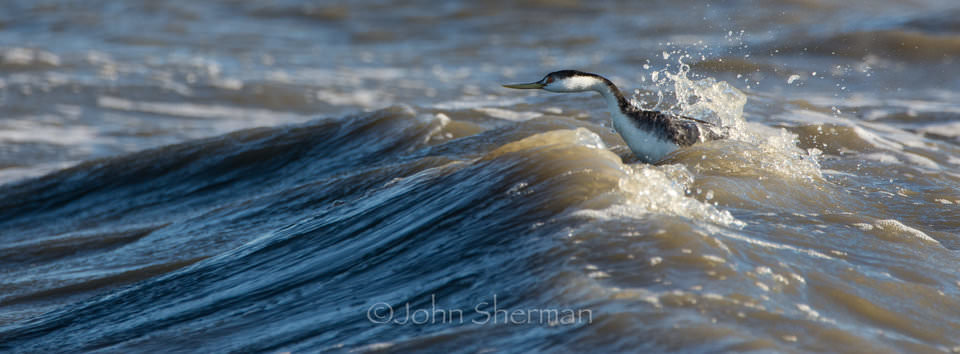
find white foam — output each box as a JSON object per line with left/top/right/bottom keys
{"left": 98, "top": 96, "right": 305, "bottom": 123}
{"left": 1, "top": 47, "right": 61, "bottom": 67}
{"left": 0, "top": 161, "right": 77, "bottom": 186}
{"left": 0, "top": 118, "right": 98, "bottom": 147}
{"left": 315, "top": 89, "right": 386, "bottom": 107}
{"left": 861, "top": 152, "right": 901, "bottom": 164}
{"left": 473, "top": 107, "right": 542, "bottom": 121}
{"left": 432, "top": 96, "right": 532, "bottom": 110}
{"left": 874, "top": 219, "right": 938, "bottom": 244}
{"left": 918, "top": 121, "right": 960, "bottom": 139}
{"left": 702, "top": 254, "right": 726, "bottom": 263}
{"left": 901, "top": 152, "right": 939, "bottom": 170}
{"left": 717, "top": 230, "right": 833, "bottom": 260}
{"left": 570, "top": 162, "right": 744, "bottom": 228}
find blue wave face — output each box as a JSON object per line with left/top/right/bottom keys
{"left": 0, "top": 104, "right": 628, "bottom": 351}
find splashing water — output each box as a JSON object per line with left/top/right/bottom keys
{"left": 669, "top": 68, "right": 748, "bottom": 134}
{"left": 635, "top": 64, "right": 822, "bottom": 182}
{"left": 636, "top": 64, "right": 747, "bottom": 135}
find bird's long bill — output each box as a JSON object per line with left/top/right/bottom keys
{"left": 501, "top": 82, "right": 545, "bottom": 89}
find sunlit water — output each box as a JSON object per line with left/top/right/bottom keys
{"left": 2, "top": 0, "right": 960, "bottom": 352}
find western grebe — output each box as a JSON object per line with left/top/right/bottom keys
{"left": 503, "top": 70, "right": 727, "bottom": 163}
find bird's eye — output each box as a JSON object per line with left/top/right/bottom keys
{"left": 545, "top": 76, "right": 555, "bottom": 84}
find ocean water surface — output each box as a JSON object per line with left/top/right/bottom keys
{"left": 2, "top": 0, "right": 960, "bottom": 352}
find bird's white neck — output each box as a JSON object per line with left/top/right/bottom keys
{"left": 572, "top": 76, "right": 678, "bottom": 162}
{"left": 564, "top": 77, "right": 629, "bottom": 131}
{"left": 550, "top": 76, "right": 627, "bottom": 119}
{"left": 593, "top": 83, "right": 626, "bottom": 120}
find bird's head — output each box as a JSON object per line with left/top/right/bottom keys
{"left": 502, "top": 70, "right": 607, "bottom": 93}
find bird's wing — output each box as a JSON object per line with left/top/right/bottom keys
{"left": 677, "top": 115, "right": 718, "bottom": 127}
{"left": 672, "top": 115, "right": 729, "bottom": 143}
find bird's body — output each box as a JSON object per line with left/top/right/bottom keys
{"left": 503, "top": 70, "right": 726, "bottom": 162}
